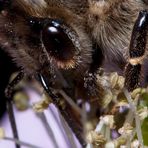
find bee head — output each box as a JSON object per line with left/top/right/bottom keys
{"left": 28, "top": 15, "right": 93, "bottom": 72}
{"left": 0, "top": 0, "right": 93, "bottom": 75}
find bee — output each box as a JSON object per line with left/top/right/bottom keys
{"left": 0, "top": 0, "right": 148, "bottom": 147}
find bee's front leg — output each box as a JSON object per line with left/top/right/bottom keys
{"left": 5, "top": 71, "right": 24, "bottom": 98}
{"left": 84, "top": 43, "right": 104, "bottom": 99}
{"left": 125, "top": 10, "right": 148, "bottom": 91}
{"left": 36, "top": 73, "right": 87, "bottom": 147}
{"left": 5, "top": 71, "right": 24, "bottom": 148}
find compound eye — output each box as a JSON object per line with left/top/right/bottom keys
{"left": 42, "top": 21, "right": 75, "bottom": 62}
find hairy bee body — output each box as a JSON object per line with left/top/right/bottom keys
{"left": 0, "top": 0, "right": 148, "bottom": 98}
{"left": 1, "top": 0, "right": 148, "bottom": 146}
{"left": 88, "top": 0, "right": 147, "bottom": 71}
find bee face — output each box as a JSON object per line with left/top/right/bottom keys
{"left": 0, "top": 0, "right": 147, "bottom": 83}
{"left": 1, "top": 0, "right": 148, "bottom": 147}
{"left": 0, "top": 0, "right": 94, "bottom": 77}
{"left": 0, "top": 0, "right": 147, "bottom": 91}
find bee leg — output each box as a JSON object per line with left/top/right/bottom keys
{"left": 84, "top": 71, "right": 98, "bottom": 96}
{"left": 84, "top": 43, "right": 104, "bottom": 99}
{"left": 36, "top": 73, "right": 87, "bottom": 148}
{"left": 5, "top": 71, "right": 24, "bottom": 98}
{"left": 125, "top": 10, "right": 148, "bottom": 91}
{"left": 5, "top": 71, "right": 24, "bottom": 148}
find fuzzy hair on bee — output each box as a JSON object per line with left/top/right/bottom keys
{"left": 0, "top": 0, "right": 148, "bottom": 88}
{"left": 0, "top": 0, "right": 148, "bottom": 147}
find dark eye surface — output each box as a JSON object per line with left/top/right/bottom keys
{"left": 0, "top": 0, "right": 10, "bottom": 11}
{"left": 42, "top": 21, "right": 75, "bottom": 62}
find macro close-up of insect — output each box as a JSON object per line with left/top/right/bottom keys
{"left": 0, "top": 0, "right": 148, "bottom": 148}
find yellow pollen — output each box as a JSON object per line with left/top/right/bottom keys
{"left": 129, "top": 56, "right": 145, "bottom": 65}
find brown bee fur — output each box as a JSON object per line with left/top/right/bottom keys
{"left": 1, "top": 1, "right": 148, "bottom": 146}
{"left": 87, "top": 0, "right": 147, "bottom": 67}
{"left": 0, "top": 0, "right": 92, "bottom": 76}
{"left": 0, "top": 0, "right": 148, "bottom": 92}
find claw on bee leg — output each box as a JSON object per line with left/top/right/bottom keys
{"left": 5, "top": 71, "right": 24, "bottom": 98}
{"left": 125, "top": 10, "right": 148, "bottom": 91}
{"left": 36, "top": 73, "right": 87, "bottom": 147}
